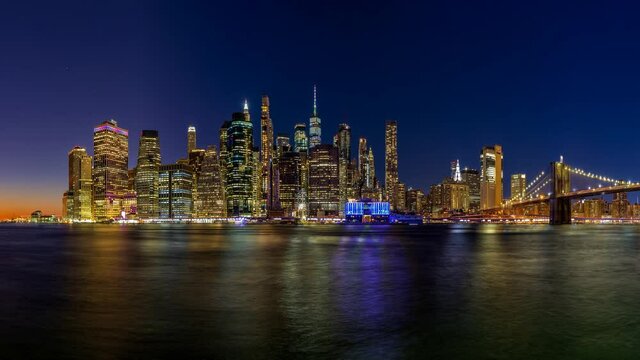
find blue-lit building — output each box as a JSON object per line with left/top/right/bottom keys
{"left": 344, "top": 200, "right": 390, "bottom": 223}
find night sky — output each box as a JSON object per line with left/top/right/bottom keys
{"left": 2, "top": 1, "right": 640, "bottom": 217}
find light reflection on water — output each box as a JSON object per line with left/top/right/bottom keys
{"left": 2, "top": 224, "right": 640, "bottom": 359}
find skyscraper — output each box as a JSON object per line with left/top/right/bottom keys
{"left": 309, "top": 85, "right": 321, "bottom": 148}
{"left": 461, "top": 168, "right": 481, "bottom": 212}
{"left": 195, "top": 145, "right": 225, "bottom": 218}
{"left": 510, "top": 173, "right": 526, "bottom": 201}
{"left": 63, "top": 146, "right": 93, "bottom": 221}
{"left": 260, "top": 95, "right": 273, "bottom": 216}
{"left": 187, "top": 126, "right": 196, "bottom": 155}
{"left": 308, "top": 144, "right": 340, "bottom": 217}
{"left": 278, "top": 151, "right": 302, "bottom": 217}
{"left": 480, "top": 145, "right": 503, "bottom": 209}
{"left": 159, "top": 163, "right": 193, "bottom": 219}
{"left": 336, "top": 124, "right": 351, "bottom": 210}
{"left": 135, "top": 130, "right": 161, "bottom": 219}
{"left": 225, "top": 111, "right": 254, "bottom": 217}
{"left": 252, "top": 147, "right": 262, "bottom": 217}
{"left": 294, "top": 123, "right": 308, "bottom": 153}
{"left": 451, "top": 160, "right": 462, "bottom": 182}
{"left": 92, "top": 119, "right": 129, "bottom": 220}
{"left": 385, "top": 120, "right": 399, "bottom": 210}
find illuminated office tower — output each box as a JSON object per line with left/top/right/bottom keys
{"left": 187, "top": 126, "right": 197, "bottom": 155}
{"left": 406, "top": 188, "right": 424, "bottom": 214}
{"left": 335, "top": 123, "right": 351, "bottom": 210}
{"left": 135, "top": 130, "right": 161, "bottom": 219}
{"left": 260, "top": 95, "right": 273, "bottom": 216}
{"left": 252, "top": 147, "right": 262, "bottom": 217}
{"left": 159, "top": 163, "right": 193, "bottom": 219}
{"left": 461, "top": 168, "right": 480, "bottom": 212}
{"left": 385, "top": 120, "right": 399, "bottom": 210}
{"left": 219, "top": 120, "right": 230, "bottom": 194}
{"left": 225, "top": 111, "right": 254, "bottom": 217}
{"left": 92, "top": 119, "right": 129, "bottom": 220}
{"left": 309, "top": 85, "right": 321, "bottom": 148}
{"left": 308, "top": 144, "right": 340, "bottom": 217}
{"left": 395, "top": 182, "right": 406, "bottom": 213}
{"left": 611, "top": 192, "right": 630, "bottom": 218}
{"left": 63, "top": 146, "right": 93, "bottom": 221}
{"left": 480, "top": 145, "right": 503, "bottom": 209}
{"left": 510, "top": 173, "right": 526, "bottom": 201}
{"left": 278, "top": 152, "right": 302, "bottom": 217}
{"left": 358, "top": 137, "right": 369, "bottom": 185}
{"left": 294, "top": 123, "right": 308, "bottom": 153}
{"left": 195, "top": 145, "right": 225, "bottom": 218}
{"left": 188, "top": 148, "right": 205, "bottom": 215}
{"left": 276, "top": 133, "right": 291, "bottom": 158}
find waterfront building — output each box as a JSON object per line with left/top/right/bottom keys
{"left": 188, "top": 148, "right": 206, "bottom": 216}
{"left": 308, "top": 144, "right": 340, "bottom": 217}
{"left": 443, "top": 180, "right": 470, "bottom": 212}
{"left": 309, "top": 85, "right": 321, "bottom": 148}
{"left": 395, "top": 182, "right": 406, "bottom": 213}
{"left": 336, "top": 124, "right": 351, "bottom": 212}
{"left": 219, "top": 120, "right": 230, "bottom": 200}
{"left": 135, "top": 130, "right": 161, "bottom": 219}
{"left": 92, "top": 119, "right": 129, "bottom": 220}
{"left": 187, "top": 126, "right": 196, "bottom": 155}
{"left": 294, "top": 123, "right": 308, "bottom": 153}
{"left": 194, "top": 145, "right": 225, "bottom": 218}
{"left": 385, "top": 120, "right": 399, "bottom": 210}
{"left": 225, "top": 111, "right": 254, "bottom": 217}
{"left": 480, "top": 145, "right": 503, "bottom": 210}
{"left": 252, "top": 147, "right": 262, "bottom": 217}
{"left": 611, "top": 192, "right": 630, "bottom": 218}
{"left": 461, "top": 168, "right": 480, "bottom": 213}
{"left": 406, "top": 188, "right": 425, "bottom": 214}
{"left": 427, "top": 183, "right": 444, "bottom": 215}
{"left": 278, "top": 151, "right": 302, "bottom": 217}
{"left": 159, "top": 163, "right": 193, "bottom": 219}
{"left": 63, "top": 146, "right": 93, "bottom": 221}
{"left": 583, "top": 198, "right": 605, "bottom": 218}
{"left": 510, "top": 173, "right": 526, "bottom": 201}
{"left": 260, "top": 95, "right": 273, "bottom": 216}
{"left": 344, "top": 200, "right": 390, "bottom": 223}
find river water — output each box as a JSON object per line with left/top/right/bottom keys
{"left": 1, "top": 224, "right": 640, "bottom": 359}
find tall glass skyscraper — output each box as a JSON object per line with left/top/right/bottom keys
{"left": 92, "top": 119, "right": 129, "bottom": 220}
{"left": 294, "top": 123, "right": 308, "bottom": 153}
{"left": 135, "top": 130, "right": 161, "bottom": 219}
{"left": 225, "top": 111, "right": 254, "bottom": 217}
{"left": 309, "top": 85, "right": 321, "bottom": 148}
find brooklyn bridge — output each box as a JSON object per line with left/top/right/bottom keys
{"left": 479, "top": 159, "right": 640, "bottom": 224}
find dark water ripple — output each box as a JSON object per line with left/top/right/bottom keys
{"left": 2, "top": 224, "right": 640, "bottom": 359}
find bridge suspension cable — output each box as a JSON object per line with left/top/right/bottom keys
{"left": 567, "top": 167, "right": 639, "bottom": 186}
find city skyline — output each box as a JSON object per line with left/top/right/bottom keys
{"left": 5, "top": 1, "right": 640, "bottom": 217}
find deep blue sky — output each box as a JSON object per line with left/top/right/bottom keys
{"left": 2, "top": 0, "right": 640, "bottom": 216}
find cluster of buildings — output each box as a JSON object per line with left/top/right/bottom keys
{"left": 62, "top": 87, "right": 407, "bottom": 222}
{"left": 50, "top": 89, "right": 640, "bottom": 224}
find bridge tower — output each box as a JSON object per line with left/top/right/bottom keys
{"left": 549, "top": 161, "right": 571, "bottom": 224}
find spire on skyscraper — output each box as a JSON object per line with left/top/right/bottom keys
{"left": 313, "top": 84, "right": 317, "bottom": 117}
{"left": 243, "top": 99, "right": 249, "bottom": 112}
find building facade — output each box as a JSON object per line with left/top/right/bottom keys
{"left": 385, "top": 120, "right": 399, "bottom": 210}
{"left": 510, "top": 173, "right": 526, "bottom": 201}
{"left": 308, "top": 144, "right": 340, "bottom": 217}
{"left": 135, "top": 130, "right": 161, "bottom": 219}
{"left": 309, "top": 85, "right": 321, "bottom": 148}
{"left": 195, "top": 145, "right": 225, "bottom": 218}
{"left": 159, "top": 163, "right": 193, "bottom": 219}
{"left": 64, "top": 146, "right": 93, "bottom": 221}
{"left": 480, "top": 145, "right": 503, "bottom": 210}
{"left": 92, "top": 119, "right": 129, "bottom": 220}
{"left": 224, "top": 111, "right": 254, "bottom": 217}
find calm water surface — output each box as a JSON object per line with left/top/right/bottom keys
{"left": 2, "top": 224, "right": 640, "bottom": 359}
